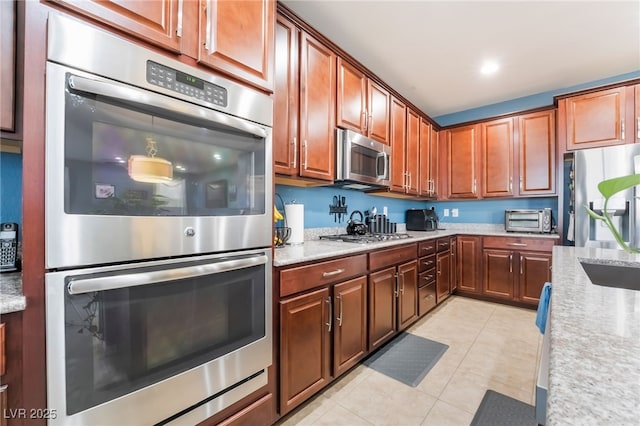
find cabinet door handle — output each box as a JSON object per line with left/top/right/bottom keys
{"left": 394, "top": 272, "right": 399, "bottom": 297}
{"left": 322, "top": 268, "right": 345, "bottom": 278}
{"left": 637, "top": 117, "right": 640, "bottom": 139}
{"left": 472, "top": 178, "right": 477, "bottom": 194}
{"left": 520, "top": 176, "right": 523, "bottom": 191}
{"left": 176, "top": 0, "right": 184, "bottom": 37}
{"left": 292, "top": 137, "right": 297, "bottom": 168}
{"left": 302, "top": 140, "right": 308, "bottom": 168}
{"left": 520, "top": 255, "right": 524, "bottom": 275}
{"left": 204, "top": 0, "right": 212, "bottom": 51}
{"left": 621, "top": 120, "right": 625, "bottom": 140}
{"left": 336, "top": 294, "right": 343, "bottom": 327}
{"left": 437, "top": 259, "right": 441, "bottom": 275}
{"left": 509, "top": 176, "right": 513, "bottom": 193}
{"left": 362, "top": 110, "right": 368, "bottom": 132}
{"left": 326, "top": 297, "right": 332, "bottom": 332}
{"left": 509, "top": 254, "right": 513, "bottom": 273}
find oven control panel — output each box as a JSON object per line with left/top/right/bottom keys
{"left": 146, "top": 61, "right": 228, "bottom": 107}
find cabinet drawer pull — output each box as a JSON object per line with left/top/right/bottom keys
{"left": 0, "top": 385, "right": 7, "bottom": 392}
{"left": 424, "top": 274, "right": 434, "bottom": 281}
{"left": 423, "top": 260, "right": 434, "bottom": 267}
{"left": 322, "top": 268, "right": 345, "bottom": 278}
{"left": 507, "top": 243, "right": 527, "bottom": 247}
{"left": 422, "top": 245, "right": 434, "bottom": 252}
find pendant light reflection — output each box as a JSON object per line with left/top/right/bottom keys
{"left": 128, "top": 136, "right": 174, "bottom": 183}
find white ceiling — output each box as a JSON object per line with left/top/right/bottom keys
{"left": 280, "top": 0, "right": 640, "bottom": 121}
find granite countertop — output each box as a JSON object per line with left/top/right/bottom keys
{"left": 548, "top": 246, "right": 640, "bottom": 425}
{"left": 273, "top": 223, "right": 560, "bottom": 267}
{"left": 0, "top": 272, "right": 26, "bottom": 314}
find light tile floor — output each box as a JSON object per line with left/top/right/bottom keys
{"left": 276, "top": 295, "right": 542, "bottom": 426}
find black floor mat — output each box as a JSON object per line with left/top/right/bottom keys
{"left": 471, "top": 389, "right": 536, "bottom": 426}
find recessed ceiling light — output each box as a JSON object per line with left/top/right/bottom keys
{"left": 480, "top": 61, "right": 499, "bottom": 75}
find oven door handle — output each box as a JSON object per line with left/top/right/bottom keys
{"left": 67, "top": 254, "right": 268, "bottom": 295}
{"left": 66, "top": 74, "right": 268, "bottom": 139}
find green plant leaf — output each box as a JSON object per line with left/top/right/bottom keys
{"left": 597, "top": 174, "right": 640, "bottom": 198}
{"left": 585, "top": 206, "right": 604, "bottom": 220}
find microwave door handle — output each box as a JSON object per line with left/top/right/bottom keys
{"left": 67, "top": 254, "right": 268, "bottom": 295}
{"left": 376, "top": 151, "right": 388, "bottom": 180}
{"left": 66, "top": 74, "right": 268, "bottom": 139}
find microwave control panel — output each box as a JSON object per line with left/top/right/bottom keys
{"left": 146, "top": 61, "right": 228, "bottom": 107}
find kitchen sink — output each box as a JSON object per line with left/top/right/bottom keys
{"left": 579, "top": 259, "right": 640, "bottom": 291}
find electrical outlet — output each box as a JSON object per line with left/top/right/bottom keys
{"left": 443, "top": 209, "right": 450, "bottom": 217}
{"left": 452, "top": 208, "right": 459, "bottom": 217}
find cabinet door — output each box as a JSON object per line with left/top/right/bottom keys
{"left": 457, "top": 236, "right": 481, "bottom": 294}
{"left": 336, "top": 58, "right": 366, "bottom": 134}
{"left": 636, "top": 84, "right": 640, "bottom": 142}
{"left": 483, "top": 249, "right": 514, "bottom": 300}
{"left": 418, "top": 119, "right": 431, "bottom": 196}
{"left": 367, "top": 80, "right": 390, "bottom": 144}
{"left": 299, "top": 31, "right": 336, "bottom": 181}
{"left": 389, "top": 97, "right": 407, "bottom": 192}
{"left": 333, "top": 276, "right": 368, "bottom": 377}
{"left": 518, "top": 251, "right": 552, "bottom": 305}
{"left": 519, "top": 110, "right": 556, "bottom": 195}
{"left": 449, "top": 237, "right": 458, "bottom": 292}
{"left": 447, "top": 125, "right": 480, "bottom": 198}
{"left": 564, "top": 87, "right": 630, "bottom": 149}
{"left": 397, "top": 261, "right": 418, "bottom": 331}
{"left": 405, "top": 109, "right": 420, "bottom": 195}
{"left": 47, "top": 0, "right": 184, "bottom": 52}
{"left": 273, "top": 15, "right": 299, "bottom": 175}
{"left": 200, "top": 0, "right": 275, "bottom": 92}
{"left": 0, "top": 0, "right": 15, "bottom": 133}
{"left": 280, "top": 287, "right": 331, "bottom": 414}
{"left": 436, "top": 251, "right": 451, "bottom": 303}
{"left": 482, "top": 118, "right": 514, "bottom": 197}
{"left": 430, "top": 127, "right": 440, "bottom": 198}
{"left": 368, "top": 267, "right": 397, "bottom": 350}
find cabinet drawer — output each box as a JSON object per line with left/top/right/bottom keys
{"left": 369, "top": 243, "right": 417, "bottom": 271}
{"left": 419, "top": 268, "right": 436, "bottom": 287}
{"left": 436, "top": 237, "right": 450, "bottom": 252}
{"left": 418, "top": 255, "right": 436, "bottom": 272}
{"left": 418, "top": 283, "right": 436, "bottom": 315}
{"left": 483, "top": 236, "right": 556, "bottom": 252}
{"left": 280, "top": 254, "right": 367, "bottom": 297}
{"left": 418, "top": 240, "right": 436, "bottom": 256}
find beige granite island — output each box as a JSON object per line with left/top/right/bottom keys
{"left": 548, "top": 246, "right": 640, "bottom": 425}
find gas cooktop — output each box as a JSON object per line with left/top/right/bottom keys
{"left": 319, "top": 233, "right": 412, "bottom": 244}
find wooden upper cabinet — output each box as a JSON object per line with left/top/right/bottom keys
{"left": 0, "top": 0, "right": 15, "bottom": 133}
{"left": 298, "top": 31, "right": 336, "bottom": 181}
{"left": 336, "top": 58, "right": 390, "bottom": 144}
{"left": 199, "top": 0, "right": 275, "bottom": 92}
{"left": 562, "top": 86, "right": 633, "bottom": 150}
{"left": 635, "top": 84, "right": 640, "bottom": 142}
{"left": 389, "top": 97, "right": 407, "bottom": 192}
{"left": 519, "top": 110, "right": 555, "bottom": 195}
{"left": 481, "top": 118, "right": 514, "bottom": 198}
{"left": 45, "top": 0, "right": 186, "bottom": 53}
{"left": 446, "top": 124, "right": 480, "bottom": 199}
{"left": 273, "top": 15, "right": 299, "bottom": 175}
{"left": 405, "top": 108, "right": 420, "bottom": 195}
{"left": 418, "top": 119, "right": 432, "bottom": 197}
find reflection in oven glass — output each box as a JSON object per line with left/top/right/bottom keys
{"left": 64, "top": 266, "right": 265, "bottom": 415}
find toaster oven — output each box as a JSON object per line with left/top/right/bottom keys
{"left": 505, "top": 209, "right": 553, "bottom": 233}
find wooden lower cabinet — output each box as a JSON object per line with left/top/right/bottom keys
{"left": 279, "top": 287, "right": 331, "bottom": 414}
{"left": 482, "top": 236, "right": 555, "bottom": 307}
{"left": 368, "top": 266, "right": 397, "bottom": 350}
{"left": 456, "top": 236, "right": 482, "bottom": 294}
{"left": 450, "top": 237, "right": 458, "bottom": 292}
{"left": 333, "top": 277, "right": 368, "bottom": 377}
{"left": 436, "top": 250, "right": 451, "bottom": 303}
{"left": 397, "top": 261, "right": 418, "bottom": 330}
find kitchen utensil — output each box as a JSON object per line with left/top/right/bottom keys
{"left": 274, "top": 227, "right": 291, "bottom": 247}
{"left": 346, "top": 210, "right": 368, "bottom": 235}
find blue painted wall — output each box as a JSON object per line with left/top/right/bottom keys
{"left": 0, "top": 152, "right": 22, "bottom": 226}
{"left": 434, "top": 71, "right": 640, "bottom": 126}
{"left": 276, "top": 184, "right": 557, "bottom": 228}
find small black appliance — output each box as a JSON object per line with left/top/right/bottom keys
{"left": 406, "top": 208, "right": 439, "bottom": 231}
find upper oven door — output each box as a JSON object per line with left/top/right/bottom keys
{"left": 45, "top": 62, "right": 273, "bottom": 268}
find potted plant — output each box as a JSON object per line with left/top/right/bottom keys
{"left": 585, "top": 173, "right": 640, "bottom": 253}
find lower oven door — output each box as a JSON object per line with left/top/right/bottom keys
{"left": 45, "top": 248, "right": 271, "bottom": 426}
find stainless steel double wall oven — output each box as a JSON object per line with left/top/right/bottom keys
{"left": 44, "top": 13, "right": 273, "bottom": 425}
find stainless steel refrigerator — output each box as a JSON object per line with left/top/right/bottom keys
{"left": 574, "top": 144, "right": 640, "bottom": 250}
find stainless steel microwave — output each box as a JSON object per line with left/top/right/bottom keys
{"left": 505, "top": 209, "right": 553, "bottom": 233}
{"left": 335, "top": 128, "right": 391, "bottom": 190}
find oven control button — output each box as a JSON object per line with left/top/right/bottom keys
{"left": 184, "top": 227, "right": 196, "bottom": 237}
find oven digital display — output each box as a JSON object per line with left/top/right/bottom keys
{"left": 176, "top": 70, "right": 204, "bottom": 90}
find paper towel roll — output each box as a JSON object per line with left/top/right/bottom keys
{"left": 285, "top": 203, "right": 304, "bottom": 245}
